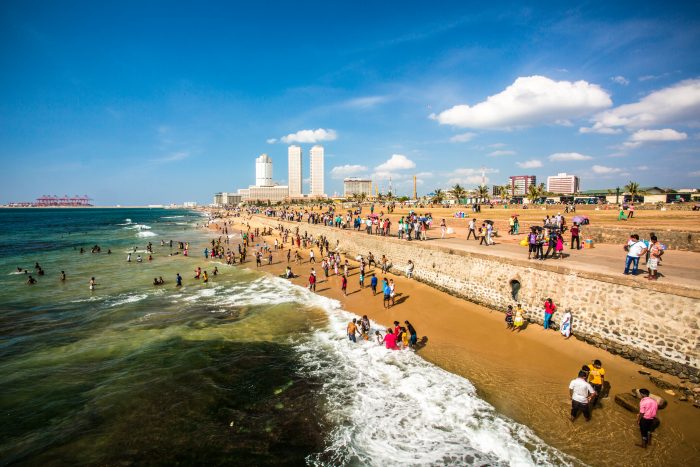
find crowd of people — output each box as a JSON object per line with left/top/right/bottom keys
{"left": 346, "top": 316, "right": 419, "bottom": 350}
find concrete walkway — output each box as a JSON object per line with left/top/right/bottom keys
{"left": 261, "top": 216, "right": 700, "bottom": 293}
{"left": 432, "top": 233, "right": 700, "bottom": 290}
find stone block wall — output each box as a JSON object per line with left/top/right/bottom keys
{"left": 257, "top": 217, "right": 700, "bottom": 381}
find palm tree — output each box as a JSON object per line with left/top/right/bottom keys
{"left": 432, "top": 189, "right": 445, "bottom": 204}
{"left": 450, "top": 184, "right": 466, "bottom": 203}
{"left": 526, "top": 184, "right": 540, "bottom": 204}
{"left": 496, "top": 185, "right": 510, "bottom": 200}
{"left": 476, "top": 184, "right": 490, "bottom": 201}
{"left": 624, "top": 181, "right": 645, "bottom": 202}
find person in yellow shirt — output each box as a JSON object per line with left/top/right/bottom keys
{"left": 587, "top": 359, "right": 605, "bottom": 407}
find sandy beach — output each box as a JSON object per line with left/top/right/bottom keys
{"left": 212, "top": 214, "right": 700, "bottom": 467}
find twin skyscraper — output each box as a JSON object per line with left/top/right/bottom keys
{"left": 288, "top": 144, "right": 325, "bottom": 198}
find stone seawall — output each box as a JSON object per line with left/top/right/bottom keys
{"left": 583, "top": 226, "right": 700, "bottom": 252}
{"left": 255, "top": 216, "right": 700, "bottom": 381}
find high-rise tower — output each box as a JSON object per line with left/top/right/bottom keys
{"left": 309, "top": 145, "right": 325, "bottom": 197}
{"left": 288, "top": 145, "right": 302, "bottom": 197}
{"left": 255, "top": 154, "right": 273, "bottom": 186}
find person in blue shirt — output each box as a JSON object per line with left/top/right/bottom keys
{"left": 176, "top": 273, "right": 182, "bottom": 287}
{"left": 382, "top": 278, "right": 391, "bottom": 309}
{"left": 370, "top": 275, "right": 378, "bottom": 295}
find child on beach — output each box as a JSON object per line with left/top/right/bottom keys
{"left": 505, "top": 305, "right": 514, "bottom": 329}
{"left": 370, "top": 275, "right": 378, "bottom": 295}
{"left": 341, "top": 274, "right": 348, "bottom": 296}
{"left": 359, "top": 271, "right": 365, "bottom": 288}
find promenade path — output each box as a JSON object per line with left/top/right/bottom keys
{"left": 258, "top": 215, "right": 700, "bottom": 293}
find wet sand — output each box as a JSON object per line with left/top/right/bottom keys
{"left": 211, "top": 217, "right": 700, "bottom": 467}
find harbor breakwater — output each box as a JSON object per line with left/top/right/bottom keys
{"left": 253, "top": 216, "right": 700, "bottom": 382}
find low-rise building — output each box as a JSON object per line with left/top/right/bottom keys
{"left": 343, "top": 178, "right": 372, "bottom": 198}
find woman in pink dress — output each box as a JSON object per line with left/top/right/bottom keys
{"left": 555, "top": 232, "right": 564, "bottom": 258}
{"left": 382, "top": 328, "right": 398, "bottom": 350}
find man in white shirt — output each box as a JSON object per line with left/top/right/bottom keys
{"left": 569, "top": 370, "right": 596, "bottom": 422}
{"left": 624, "top": 233, "right": 648, "bottom": 275}
{"left": 467, "top": 218, "right": 477, "bottom": 240}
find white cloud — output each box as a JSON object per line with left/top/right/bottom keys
{"left": 153, "top": 151, "right": 189, "bottom": 162}
{"left": 611, "top": 75, "right": 630, "bottom": 86}
{"left": 488, "top": 150, "right": 516, "bottom": 157}
{"left": 689, "top": 170, "right": 700, "bottom": 176}
{"left": 516, "top": 159, "right": 543, "bottom": 169}
{"left": 266, "top": 138, "right": 277, "bottom": 144}
{"left": 374, "top": 154, "right": 416, "bottom": 172}
{"left": 431, "top": 75, "right": 612, "bottom": 129}
{"left": 330, "top": 164, "right": 368, "bottom": 179}
{"left": 343, "top": 96, "right": 388, "bottom": 108}
{"left": 489, "top": 143, "right": 507, "bottom": 148}
{"left": 581, "top": 78, "right": 700, "bottom": 133}
{"left": 624, "top": 128, "right": 688, "bottom": 149}
{"left": 548, "top": 152, "right": 593, "bottom": 161}
{"left": 592, "top": 164, "right": 622, "bottom": 174}
{"left": 447, "top": 167, "right": 499, "bottom": 185}
{"left": 638, "top": 165, "right": 649, "bottom": 171}
{"left": 449, "top": 132, "right": 477, "bottom": 143}
{"left": 448, "top": 175, "right": 490, "bottom": 185}
{"left": 629, "top": 128, "right": 688, "bottom": 142}
{"left": 280, "top": 128, "right": 337, "bottom": 144}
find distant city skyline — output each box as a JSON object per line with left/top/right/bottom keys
{"left": 1, "top": 2, "right": 700, "bottom": 204}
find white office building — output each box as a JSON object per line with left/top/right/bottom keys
{"left": 288, "top": 145, "right": 303, "bottom": 198}
{"left": 309, "top": 145, "right": 325, "bottom": 197}
{"left": 255, "top": 154, "right": 273, "bottom": 187}
{"left": 547, "top": 173, "right": 580, "bottom": 195}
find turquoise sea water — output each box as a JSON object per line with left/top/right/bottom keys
{"left": 0, "top": 208, "right": 577, "bottom": 466}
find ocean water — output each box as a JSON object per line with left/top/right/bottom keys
{"left": 0, "top": 208, "right": 579, "bottom": 466}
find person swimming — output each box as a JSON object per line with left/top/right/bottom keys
{"left": 60, "top": 271, "right": 66, "bottom": 281}
{"left": 89, "top": 277, "right": 96, "bottom": 291}
{"left": 27, "top": 275, "right": 37, "bottom": 285}
{"left": 213, "top": 266, "right": 218, "bottom": 276}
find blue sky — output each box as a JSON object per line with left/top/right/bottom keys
{"left": 1, "top": 1, "right": 699, "bottom": 204}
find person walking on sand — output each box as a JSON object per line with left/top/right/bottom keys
{"left": 543, "top": 298, "right": 556, "bottom": 330}
{"left": 560, "top": 310, "right": 572, "bottom": 338}
{"left": 569, "top": 370, "right": 596, "bottom": 422}
{"left": 570, "top": 222, "right": 581, "bottom": 250}
{"left": 440, "top": 219, "right": 447, "bottom": 239}
{"left": 370, "top": 274, "right": 378, "bottom": 295}
{"left": 389, "top": 279, "right": 396, "bottom": 306}
{"left": 341, "top": 274, "right": 348, "bottom": 296}
{"left": 382, "top": 278, "right": 391, "bottom": 308}
{"left": 637, "top": 388, "right": 659, "bottom": 448}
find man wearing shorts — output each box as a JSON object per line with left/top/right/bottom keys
{"left": 569, "top": 370, "right": 596, "bottom": 422}
{"left": 646, "top": 235, "right": 662, "bottom": 281}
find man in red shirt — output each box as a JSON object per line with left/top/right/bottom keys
{"left": 637, "top": 388, "right": 659, "bottom": 448}
{"left": 570, "top": 222, "right": 580, "bottom": 250}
